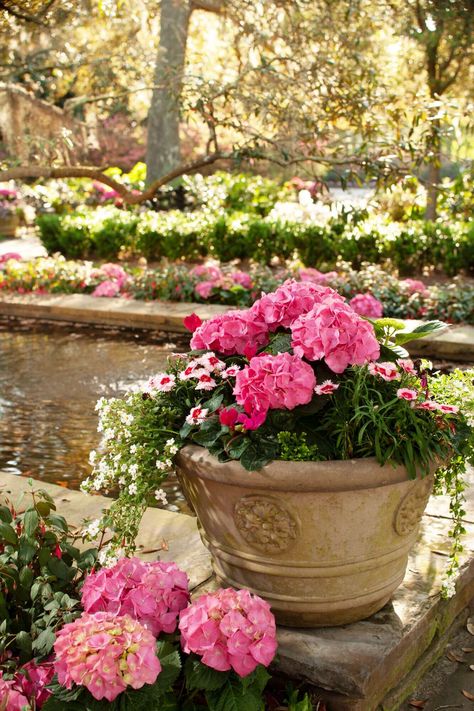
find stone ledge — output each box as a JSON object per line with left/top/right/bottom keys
{"left": 0, "top": 471, "right": 212, "bottom": 590}
{"left": 0, "top": 293, "right": 228, "bottom": 333}
{"left": 0, "top": 294, "right": 473, "bottom": 360}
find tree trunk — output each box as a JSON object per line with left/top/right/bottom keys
{"left": 146, "top": 0, "right": 192, "bottom": 185}
{"left": 425, "top": 119, "right": 441, "bottom": 221}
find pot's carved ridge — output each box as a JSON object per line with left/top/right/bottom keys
{"left": 394, "top": 478, "right": 432, "bottom": 536}
{"left": 234, "top": 495, "right": 298, "bottom": 553}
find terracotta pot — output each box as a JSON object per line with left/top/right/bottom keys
{"left": 0, "top": 214, "right": 19, "bottom": 238}
{"left": 176, "top": 445, "right": 434, "bottom": 628}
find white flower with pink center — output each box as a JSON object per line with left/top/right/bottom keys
{"left": 396, "top": 358, "right": 416, "bottom": 375}
{"left": 367, "top": 362, "right": 400, "bottom": 382}
{"left": 314, "top": 380, "right": 339, "bottom": 395}
{"left": 195, "top": 373, "right": 217, "bottom": 391}
{"left": 437, "top": 403, "right": 459, "bottom": 414}
{"left": 147, "top": 373, "right": 176, "bottom": 393}
{"left": 416, "top": 400, "right": 438, "bottom": 411}
{"left": 221, "top": 366, "right": 241, "bottom": 379}
{"left": 185, "top": 407, "right": 209, "bottom": 425}
{"left": 179, "top": 362, "right": 200, "bottom": 381}
{"left": 396, "top": 388, "right": 418, "bottom": 402}
{"left": 197, "top": 353, "right": 226, "bottom": 372}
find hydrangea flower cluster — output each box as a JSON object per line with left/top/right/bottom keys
{"left": 0, "top": 661, "right": 56, "bottom": 709}
{"left": 54, "top": 611, "right": 161, "bottom": 701}
{"left": 81, "top": 557, "right": 190, "bottom": 636}
{"left": 179, "top": 588, "right": 277, "bottom": 677}
{"left": 190, "top": 264, "right": 253, "bottom": 299}
{"left": 349, "top": 292, "right": 384, "bottom": 318}
{"left": 234, "top": 353, "right": 316, "bottom": 414}
{"left": 191, "top": 310, "right": 269, "bottom": 355}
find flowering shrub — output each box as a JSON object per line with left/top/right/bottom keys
{"left": 1, "top": 256, "right": 473, "bottom": 325}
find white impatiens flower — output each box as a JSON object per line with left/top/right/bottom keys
{"left": 154, "top": 489, "right": 168, "bottom": 505}
{"left": 129, "top": 463, "right": 139, "bottom": 479}
{"left": 128, "top": 483, "right": 138, "bottom": 495}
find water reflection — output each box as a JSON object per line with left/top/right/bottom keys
{"left": 0, "top": 324, "right": 189, "bottom": 512}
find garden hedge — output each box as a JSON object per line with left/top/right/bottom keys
{"left": 36, "top": 207, "right": 474, "bottom": 276}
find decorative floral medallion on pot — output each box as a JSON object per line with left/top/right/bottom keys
{"left": 177, "top": 445, "right": 434, "bottom": 627}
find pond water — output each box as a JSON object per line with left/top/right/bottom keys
{"left": 0, "top": 321, "right": 189, "bottom": 512}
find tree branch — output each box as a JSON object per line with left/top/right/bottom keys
{"left": 0, "top": 0, "right": 55, "bottom": 26}
{"left": 191, "top": 0, "right": 224, "bottom": 13}
{"left": 0, "top": 153, "right": 231, "bottom": 204}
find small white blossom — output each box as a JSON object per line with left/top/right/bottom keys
{"left": 128, "top": 483, "right": 138, "bottom": 495}
{"left": 441, "top": 578, "right": 456, "bottom": 599}
{"left": 130, "top": 444, "right": 138, "bottom": 454}
{"left": 154, "top": 489, "right": 168, "bottom": 505}
{"left": 88, "top": 450, "right": 97, "bottom": 465}
{"left": 156, "top": 460, "right": 167, "bottom": 471}
{"left": 83, "top": 519, "right": 101, "bottom": 538}
{"left": 129, "top": 463, "right": 139, "bottom": 479}
{"left": 120, "top": 412, "right": 134, "bottom": 426}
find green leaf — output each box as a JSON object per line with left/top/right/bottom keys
{"left": 155, "top": 639, "right": 182, "bottom": 692}
{"left": 205, "top": 676, "right": 263, "bottom": 711}
{"left": 15, "top": 630, "right": 32, "bottom": 655}
{"left": 47, "top": 514, "right": 68, "bottom": 533}
{"left": 23, "top": 509, "right": 39, "bottom": 537}
{"left": 32, "top": 627, "right": 56, "bottom": 655}
{"left": 0, "top": 505, "right": 13, "bottom": 523}
{"left": 18, "top": 539, "right": 37, "bottom": 565}
{"left": 395, "top": 320, "right": 447, "bottom": 346}
{"left": 35, "top": 500, "right": 53, "bottom": 517}
{"left": 228, "top": 436, "right": 251, "bottom": 459}
{"left": 185, "top": 656, "right": 227, "bottom": 692}
{"left": 77, "top": 548, "right": 97, "bottom": 571}
{"left": 203, "top": 393, "right": 224, "bottom": 413}
{"left": 0, "top": 521, "right": 18, "bottom": 545}
{"left": 19, "top": 565, "right": 34, "bottom": 589}
{"left": 264, "top": 332, "right": 292, "bottom": 355}
{"left": 379, "top": 343, "right": 409, "bottom": 361}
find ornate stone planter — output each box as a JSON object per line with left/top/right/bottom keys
{"left": 176, "top": 445, "right": 434, "bottom": 627}
{"left": 0, "top": 214, "right": 19, "bottom": 238}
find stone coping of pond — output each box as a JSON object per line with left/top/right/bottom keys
{"left": 1, "top": 469, "right": 473, "bottom": 711}
{"left": 0, "top": 292, "right": 473, "bottom": 361}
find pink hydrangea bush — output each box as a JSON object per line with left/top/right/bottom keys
{"left": 53, "top": 611, "right": 161, "bottom": 701}
{"left": 81, "top": 557, "right": 190, "bottom": 636}
{"left": 0, "top": 662, "right": 54, "bottom": 710}
{"left": 179, "top": 588, "right": 277, "bottom": 677}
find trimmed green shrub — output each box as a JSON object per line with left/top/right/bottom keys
{"left": 36, "top": 206, "right": 474, "bottom": 276}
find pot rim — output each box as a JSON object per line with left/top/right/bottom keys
{"left": 176, "top": 444, "right": 435, "bottom": 492}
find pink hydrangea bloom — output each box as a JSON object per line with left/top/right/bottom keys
{"left": 252, "top": 280, "right": 344, "bottom": 331}
{"left": 291, "top": 297, "right": 380, "bottom": 373}
{"left": 179, "top": 588, "right": 277, "bottom": 677}
{"left": 195, "top": 281, "right": 215, "bottom": 299}
{"left": 349, "top": 293, "right": 383, "bottom": 319}
{"left": 234, "top": 352, "right": 316, "bottom": 414}
{"left": 190, "top": 265, "right": 223, "bottom": 281}
{"left": 401, "top": 278, "right": 428, "bottom": 295}
{"left": 54, "top": 612, "right": 161, "bottom": 701}
{"left": 92, "top": 280, "right": 120, "bottom": 298}
{"left": 190, "top": 310, "right": 269, "bottom": 356}
{"left": 368, "top": 362, "right": 400, "bottom": 381}
{"left": 231, "top": 271, "right": 253, "bottom": 289}
{"left": 100, "top": 263, "right": 128, "bottom": 287}
{"left": 0, "top": 673, "right": 31, "bottom": 711}
{"left": 298, "top": 267, "right": 337, "bottom": 284}
{"left": 397, "top": 388, "right": 418, "bottom": 401}
{"left": 81, "top": 557, "right": 189, "bottom": 637}
{"left": 17, "top": 661, "right": 53, "bottom": 709}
